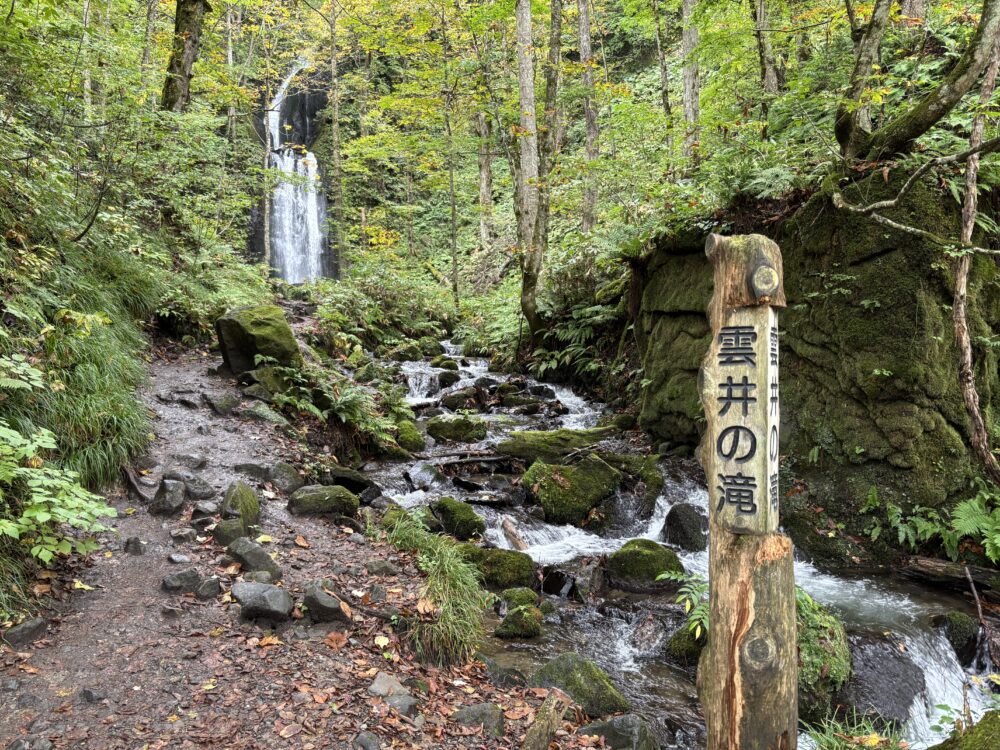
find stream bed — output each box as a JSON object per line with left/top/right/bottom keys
{"left": 372, "top": 342, "right": 990, "bottom": 749}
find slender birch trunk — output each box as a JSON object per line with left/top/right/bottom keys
{"left": 578, "top": 0, "right": 599, "bottom": 233}
{"left": 681, "top": 0, "right": 700, "bottom": 161}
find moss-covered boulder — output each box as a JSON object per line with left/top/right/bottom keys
{"left": 387, "top": 341, "right": 422, "bottom": 362}
{"left": 495, "top": 605, "right": 543, "bottom": 639}
{"left": 216, "top": 304, "right": 301, "bottom": 375}
{"left": 660, "top": 502, "right": 706, "bottom": 552}
{"left": 221, "top": 481, "right": 261, "bottom": 526}
{"left": 928, "top": 710, "right": 1000, "bottom": 750}
{"left": 213, "top": 517, "right": 250, "bottom": 546}
{"left": 501, "top": 587, "right": 540, "bottom": 609}
{"left": 288, "top": 484, "right": 359, "bottom": 518}
{"left": 431, "top": 355, "right": 459, "bottom": 370}
{"left": 441, "top": 387, "right": 481, "bottom": 411}
{"left": 395, "top": 420, "right": 425, "bottom": 452}
{"left": 598, "top": 452, "right": 664, "bottom": 516}
{"left": 606, "top": 539, "right": 684, "bottom": 593}
{"left": 665, "top": 626, "right": 705, "bottom": 669}
{"left": 427, "top": 415, "right": 487, "bottom": 442}
{"left": 418, "top": 336, "right": 445, "bottom": 356}
{"left": 797, "top": 597, "right": 851, "bottom": 724}
{"left": 530, "top": 653, "right": 630, "bottom": 717}
{"left": 459, "top": 545, "right": 535, "bottom": 589}
{"left": 497, "top": 427, "right": 615, "bottom": 464}
{"left": 523, "top": 455, "right": 622, "bottom": 526}
{"left": 431, "top": 497, "right": 485, "bottom": 540}
{"left": 932, "top": 610, "right": 979, "bottom": 665}
{"left": 438, "top": 370, "right": 461, "bottom": 388}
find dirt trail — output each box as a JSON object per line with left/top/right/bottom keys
{"left": 0, "top": 348, "right": 563, "bottom": 750}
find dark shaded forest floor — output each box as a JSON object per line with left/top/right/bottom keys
{"left": 0, "top": 347, "right": 592, "bottom": 749}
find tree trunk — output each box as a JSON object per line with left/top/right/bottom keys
{"left": 446, "top": 106, "right": 460, "bottom": 309}
{"left": 578, "top": 0, "right": 599, "bottom": 234}
{"left": 82, "top": 0, "right": 92, "bottom": 116}
{"left": 327, "top": 1, "right": 344, "bottom": 279}
{"left": 161, "top": 0, "right": 209, "bottom": 112}
{"left": 476, "top": 112, "right": 495, "bottom": 250}
{"left": 953, "top": 43, "right": 1000, "bottom": 487}
{"left": 515, "top": 0, "right": 542, "bottom": 336}
{"left": 141, "top": 0, "right": 157, "bottom": 69}
{"left": 652, "top": 0, "right": 673, "bottom": 127}
{"left": 751, "top": 0, "right": 779, "bottom": 125}
{"left": 900, "top": 0, "right": 925, "bottom": 23}
{"left": 681, "top": 0, "right": 700, "bottom": 161}
{"left": 225, "top": 5, "right": 238, "bottom": 140}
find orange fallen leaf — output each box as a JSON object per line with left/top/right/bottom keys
{"left": 324, "top": 631, "right": 348, "bottom": 651}
{"left": 294, "top": 535, "right": 311, "bottom": 549}
{"left": 278, "top": 724, "right": 302, "bottom": 738}
{"left": 259, "top": 634, "right": 284, "bottom": 647}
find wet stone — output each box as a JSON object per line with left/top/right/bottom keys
{"left": 212, "top": 518, "right": 248, "bottom": 546}
{"left": 303, "top": 581, "right": 352, "bottom": 623}
{"left": 353, "top": 731, "right": 381, "bottom": 750}
{"left": 5, "top": 737, "right": 53, "bottom": 750}
{"left": 190, "top": 516, "right": 214, "bottom": 531}
{"left": 227, "top": 537, "right": 282, "bottom": 581}
{"left": 79, "top": 687, "right": 105, "bottom": 703}
{"left": 204, "top": 392, "right": 240, "bottom": 416}
{"left": 269, "top": 462, "right": 304, "bottom": 494}
{"left": 196, "top": 578, "right": 222, "bottom": 600}
{"left": 191, "top": 501, "right": 219, "bottom": 519}
{"left": 243, "top": 571, "right": 273, "bottom": 584}
{"left": 160, "top": 604, "right": 184, "bottom": 619}
{"left": 368, "top": 671, "right": 408, "bottom": 697}
{"left": 173, "top": 452, "right": 207, "bottom": 469}
{"left": 171, "top": 528, "right": 198, "bottom": 544}
{"left": 168, "top": 553, "right": 191, "bottom": 565}
{"left": 163, "top": 468, "right": 195, "bottom": 483}
{"left": 184, "top": 475, "right": 216, "bottom": 500}
{"left": 123, "top": 537, "right": 146, "bottom": 555}
{"left": 386, "top": 693, "right": 421, "bottom": 717}
{"left": 234, "top": 462, "right": 269, "bottom": 479}
{"left": 150, "top": 479, "right": 186, "bottom": 516}
{"left": 162, "top": 568, "right": 201, "bottom": 593}
{"left": 452, "top": 702, "right": 504, "bottom": 738}
{"left": 2, "top": 618, "right": 48, "bottom": 648}
{"left": 231, "top": 582, "right": 293, "bottom": 622}
{"left": 365, "top": 559, "right": 401, "bottom": 577}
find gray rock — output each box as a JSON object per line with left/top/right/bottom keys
{"left": 319, "top": 465, "right": 376, "bottom": 494}
{"left": 162, "top": 568, "right": 201, "bottom": 593}
{"left": 348, "top": 533, "right": 366, "bottom": 545}
{"left": 227, "top": 537, "right": 282, "bottom": 581}
{"left": 170, "top": 528, "right": 198, "bottom": 544}
{"left": 212, "top": 518, "right": 248, "bottom": 546}
{"left": 234, "top": 462, "right": 269, "bottom": 479}
{"left": 245, "top": 402, "right": 289, "bottom": 426}
{"left": 243, "top": 571, "right": 273, "bottom": 584}
{"left": 184, "top": 475, "right": 217, "bottom": 500}
{"left": 164, "top": 468, "right": 195, "bottom": 483}
{"left": 2, "top": 618, "right": 48, "bottom": 648}
{"left": 386, "top": 693, "right": 421, "bottom": 717}
{"left": 168, "top": 553, "right": 191, "bottom": 564}
{"left": 196, "top": 578, "right": 222, "bottom": 600}
{"left": 79, "top": 687, "right": 105, "bottom": 703}
{"left": 1, "top": 677, "right": 19, "bottom": 692}
{"left": 123, "top": 537, "right": 146, "bottom": 555}
{"left": 365, "top": 559, "right": 401, "bottom": 577}
{"left": 191, "top": 501, "right": 220, "bottom": 519}
{"left": 353, "top": 731, "right": 381, "bottom": 750}
{"left": 579, "top": 715, "right": 659, "bottom": 750}
{"left": 452, "top": 702, "right": 504, "bottom": 738}
{"left": 173, "top": 453, "right": 207, "bottom": 469}
{"left": 5, "top": 737, "right": 53, "bottom": 750}
{"left": 150, "top": 479, "right": 186, "bottom": 516}
{"left": 204, "top": 392, "right": 240, "bottom": 416}
{"left": 269, "top": 462, "right": 304, "bottom": 493}
{"left": 303, "top": 581, "right": 352, "bottom": 623}
{"left": 833, "top": 634, "right": 926, "bottom": 728}
{"left": 368, "top": 671, "right": 408, "bottom": 697}
{"left": 405, "top": 463, "right": 444, "bottom": 491}
{"left": 661, "top": 503, "right": 707, "bottom": 552}
{"left": 231, "top": 582, "right": 293, "bottom": 621}
{"left": 160, "top": 604, "right": 184, "bottom": 618}
{"left": 242, "top": 383, "right": 272, "bottom": 402}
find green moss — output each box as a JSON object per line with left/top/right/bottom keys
{"left": 417, "top": 336, "right": 445, "bottom": 356}
{"left": 430, "top": 355, "right": 459, "bottom": 370}
{"left": 523, "top": 455, "right": 622, "bottom": 526}
{"left": 458, "top": 544, "right": 535, "bottom": 589}
{"left": 606, "top": 539, "right": 684, "bottom": 588}
{"left": 501, "top": 587, "right": 540, "bottom": 608}
{"left": 387, "top": 341, "right": 422, "bottom": 362}
{"left": 495, "top": 605, "right": 543, "bottom": 639}
{"left": 928, "top": 710, "right": 1000, "bottom": 750}
{"left": 938, "top": 610, "right": 978, "bottom": 658}
{"left": 797, "top": 597, "right": 851, "bottom": 724}
{"left": 222, "top": 481, "right": 261, "bottom": 526}
{"left": 496, "top": 427, "right": 616, "bottom": 464}
{"left": 216, "top": 304, "right": 301, "bottom": 375}
{"left": 426, "top": 415, "right": 487, "bottom": 443}
{"left": 396, "top": 420, "right": 425, "bottom": 452}
{"left": 432, "top": 497, "right": 486, "bottom": 540}
{"left": 531, "top": 653, "right": 630, "bottom": 717}
{"left": 288, "top": 485, "right": 360, "bottom": 517}
{"left": 666, "top": 627, "right": 705, "bottom": 667}
{"left": 598, "top": 452, "right": 664, "bottom": 514}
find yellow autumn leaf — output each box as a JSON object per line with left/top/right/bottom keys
{"left": 201, "top": 680, "right": 216, "bottom": 691}
{"left": 256, "top": 534, "right": 273, "bottom": 544}
{"left": 860, "top": 733, "right": 883, "bottom": 747}
{"left": 374, "top": 635, "right": 390, "bottom": 648}
{"left": 72, "top": 579, "right": 94, "bottom": 591}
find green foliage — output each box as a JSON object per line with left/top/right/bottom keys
{"left": 804, "top": 713, "right": 910, "bottom": 750}
{"left": 657, "top": 570, "right": 709, "bottom": 641}
{"left": 386, "top": 510, "right": 493, "bottom": 666}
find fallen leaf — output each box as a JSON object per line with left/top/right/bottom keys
{"left": 259, "top": 634, "right": 284, "bottom": 647}
{"left": 324, "top": 631, "right": 348, "bottom": 651}
{"left": 374, "top": 635, "right": 390, "bottom": 648}
{"left": 294, "top": 536, "right": 310, "bottom": 549}
{"left": 72, "top": 579, "right": 94, "bottom": 591}
{"left": 201, "top": 680, "right": 217, "bottom": 691}
{"left": 278, "top": 724, "right": 302, "bottom": 739}
{"left": 256, "top": 534, "right": 274, "bottom": 544}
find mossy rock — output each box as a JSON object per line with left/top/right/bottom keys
{"left": 288, "top": 484, "right": 360, "bottom": 518}
{"left": 387, "top": 341, "right": 422, "bottom": 362}
{"left": 441, "top": 387, "right": 480, "bottom": 411}
{"left": 501, "top": 587, "right": 540, "bottom": 609}
{"left": 578, "top": 715, "right": 659, "bottom": 750}
{"left": 665, "top": 626, "right": 705, "bottom": 668}
{"left": 495, "top": 605, "right": 543, "bottom": 639}
{"left": 426, "top": 415, "right": 487, "bottom": 443}
{"left": 246, "top": 365, "right": 289, "bottom": 396}
{"left": 797, "top": 597, "right": 851, "bottom": 724}
{"left": 245, "top": 402, "right": 289, "bottom": 426}
{"left": 459, "top": 544, "right": 535, "bottom": 589}
{"left": 221, "top": 481, "right": 261, "bottom": 526}
{"left": 431, "top": 355, "right": 459, "bottom": 371}
{"left": 530, "top": 653, "right": 630, "bottom": 717}
{"left": 605, "top": 539, "right": 684, "bottom": 592}
{"left": 927, "top": 710, "right": 1000, "bottom": 750}
{"left": 523, "top": 455, "right": 622, "bottom": 526}
{"left": 497, "top": 427, "right": 616, "bottom": 464}
{"left": 395, "top": 420, "right": 425, "bottom": 452}
{"left": 431, "top": 497, "right": 485, "bottom": 540}
{"left": 933, "top": 610, "right": 979, "bottom": 665}
{"left": 216, "top": 304, "right": 301, "bottom": 375}
{"left": 213, "top": 517, "right": 251, "bottom": 546}
{"left": 417, "top": 336, "right": 445, "bottom": 356}
{"left": 598, "top": 452, "right": 664, "bottom": 515}
{"left": 438, "top": 370, "right": 461, "bottom": 388}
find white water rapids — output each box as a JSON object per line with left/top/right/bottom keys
{"left": 381, "top": 346, "right": 993, "bottom": 749}
{"left": 267, "top": 64, "right": 325, "bottom": 284}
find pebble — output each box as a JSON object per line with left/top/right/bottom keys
{"left": 196, "top": 578, "right": 222, "bottom": 600}
{"left": 79, "top": 687, "right": 105, "bottom": 703}
{"left": 2, "top": 618, "right": 47, "bottom": 648}
{"left": 168, "top": 553, "right": 191, "bottom": 565}
{"left": 161, "top": 568, "right": 201, "bottom": 593}
{"left": 123, "top": 537, "right": 146, "bottom": 555}
{"left": 170, "top": 528, "right": 198, "bottom": 544}
{"left": 353, "top": 732, "right": 380, "bottom": 750}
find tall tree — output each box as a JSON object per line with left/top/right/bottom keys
{"left": 161, "top": 0, "right": 211, "bottom": 111}
{"left": 681, "top": 0, "right": 699, "bottom": 160}
{"left": 327, "top": 0, "right": 345, "bottom": 277}
{"left": 475, "top": 112, "right": 495, "bottom": 249}
{"left": 651, "top": 0, "right": 672, "bottom": 126}
{"left": 515, "top": 0, "right": 542, "bottom": 335}
{"left": 578, "top": 0, "right": 599, "bottom": 233}
{"left": 751, "top": 0, "right": 779, "bottom": 123}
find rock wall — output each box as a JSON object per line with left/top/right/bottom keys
{"left": 636, "top": 175, "right": 1000, "bottom": 530}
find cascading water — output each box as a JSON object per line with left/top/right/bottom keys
{"left": 371, "top": 342, "right": 992, "bottom": 749}
{"left": 267, "top": 64, "right": 326, "bottom": 284}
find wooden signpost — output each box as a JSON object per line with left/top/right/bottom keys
{"left": 697, "top": 234, "right": 798, "bottom": 750}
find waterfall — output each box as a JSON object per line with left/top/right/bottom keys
{"left": 267, "top": 64, "right": 326, "bottom": 284}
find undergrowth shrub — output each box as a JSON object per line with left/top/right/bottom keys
{"left": 386, "top": 510, "right": 492, "bottom": 666}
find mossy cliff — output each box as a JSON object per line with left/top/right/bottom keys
{"left": 635, "top": 174, "right": 1000, "bottom": 537}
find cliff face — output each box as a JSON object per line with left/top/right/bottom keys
{"left": 636, "top": 175, "right": 1000, "bottom": 533}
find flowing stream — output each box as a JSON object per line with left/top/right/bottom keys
{"left": 267, "top": 64, "right": 326, "bottom": 284}
{"left": 371, "top": 345, "right": 992, "bottom": 749}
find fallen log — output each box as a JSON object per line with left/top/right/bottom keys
{"left": 899, "top": 556, "right": 1000, "bottom": 603}
{"left": 502, "top": 518, "right": 529, "bottom": 551}
{"left": 521, "top": 689, "right": 572, "bottom": 750}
